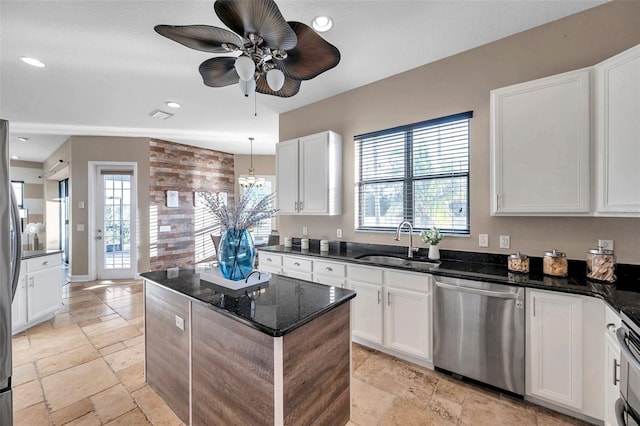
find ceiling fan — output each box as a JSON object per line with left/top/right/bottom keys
{"left": 155, "top": 0, "right": 341, "bottom": 98}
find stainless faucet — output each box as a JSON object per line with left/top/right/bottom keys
{"left": 394, "top": 221, "right": 419, "bottom": 258}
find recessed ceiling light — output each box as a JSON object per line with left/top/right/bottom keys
{"left": 11, "top": 156, "right": 19, "bottom": 160}
{"left": 19, "top": 56, "right": 46, "bottom": 68}
{"left": 312, "top": 15, "right": 333, "bottom": 32}
{"left": 165, "top": 101, "right": 181, "bottom": 108}
{"left": 18, "top": 137, "right": 29, "bottom": 142}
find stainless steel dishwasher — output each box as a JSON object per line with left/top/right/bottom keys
{"left": 433, "top": 276, "right": 525, "bottom": 395}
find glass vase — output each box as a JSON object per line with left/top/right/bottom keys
{"left": 218, "top": 228, "right": 255, "bottom": 280}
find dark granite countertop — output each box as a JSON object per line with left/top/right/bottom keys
{"left": 260, "top": 240, "right": 640, "bottom": 326}
{"left": 21, "top": 249, "right": 63, "bottom": 260}
{"left": 140, "top": 267, "right": 356, "bottom": 337}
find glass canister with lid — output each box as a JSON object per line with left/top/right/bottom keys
{"left": 508, "top": 252, "right": 530, "bottom": 273}
{"left": 586, "top": 247, "right": 616, "bottom": 283}
{"left": 543, "top": 249, "right": 568, "bottom": 277}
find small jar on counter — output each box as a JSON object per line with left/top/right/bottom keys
{"left": 587, "top": 247, "right": 616, "bottom": 283}
{"left": 543, "top": 249, "right": 568, "bottom": 277}
{"left": 508, "top": 252, "right": 530, "bottom": 273}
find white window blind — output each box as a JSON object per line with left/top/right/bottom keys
{"left": 355, "top": 111, "right": 472, "bottom": 234}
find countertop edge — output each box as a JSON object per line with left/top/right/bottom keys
{"left": 141, "top": 273, "right": 356, "bottom": 337}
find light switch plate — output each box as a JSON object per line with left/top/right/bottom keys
{"left": 598, "top": 239, "right": 614, "bottom": 250}
{"left": 479, "top": 234, "right": 489, "bottom": 247}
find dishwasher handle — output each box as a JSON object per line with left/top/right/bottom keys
{"left": 435, "top": 280, "right": 519, "bottom": 299}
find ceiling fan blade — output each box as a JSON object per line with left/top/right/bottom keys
{"left": 155, "top": 25, "right": 244, "bottom": 53}
{"left": 277, "top": 22, "right": 340, "bottom": 80}
{"left": 256, "top": 74, "right": 301, "bottom": 98}
{"left": 199, "top": 57, "right": 240, "bottom": 87}
{"left": 214, "top": 0, "right": 296, "bottom": 50}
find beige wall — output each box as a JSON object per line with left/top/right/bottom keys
{"left": 279, "top": 1, "right": 640, "bottom": 264}
{"left": 47, "top": 136, "right": 151, "bottom": 277}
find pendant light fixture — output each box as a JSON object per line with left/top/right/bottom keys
{"left": 238, "top": 137, "right": 264, "bottom": 187}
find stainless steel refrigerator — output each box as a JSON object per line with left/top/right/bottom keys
{"left": 1, "top": 119, "right": 23, "bottom": 426}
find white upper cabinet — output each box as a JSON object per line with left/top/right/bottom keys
{"left": 594, "top": 44, "right": 640, "bottom": 215}
{"left": 490, "top": 68, "right": 591, "bottom": 215}
{"left": 276, "top": 130, "right": 342, "bottom": 215}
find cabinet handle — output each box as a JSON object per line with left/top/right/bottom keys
{"left": 532, "top": 297, "right": 536, "bottom": 317}
{"left": 607, "top": 323, "right": 617, "bottom": 332}
{"left": 294, "top": 201, "right": 299, "bottom": 211}
{"left": 613, "top": 358, "right": 620, "bottom": 386}
{"left": 29, "top": 276, "right": 34, "bottom": 288}
{"left": 387, "top": 291, "right": 391, "bottom": 306}
{"left": 299, "top": 201, "right": 304, "bottom": 210}
{"left": 294, "top": 262, "right": 300, "bottom": 267}
{"left": 325, "top": 267, "right": 333, "bottom": 272}
{"left": 377, "top": 290, "right": 381, "bottom": 304}
{"left": 42, "top": 260, "right": 49, "bottom": 265}
{"left": 496, "top": 193, "right": 499, "bottom": 208}
{"left": 266, "top": 258, "right": 272, "bottom": 262}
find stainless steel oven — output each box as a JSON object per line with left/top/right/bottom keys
{"left": 616, "top": 313, "right": 640, "bottom": 426}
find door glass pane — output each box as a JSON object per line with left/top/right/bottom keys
{"left": 103, "top": 174, "right": 131, "bottom": 270}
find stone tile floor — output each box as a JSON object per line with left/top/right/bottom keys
{"left": 12, "top": 279, "right": 587, "bottom": 425}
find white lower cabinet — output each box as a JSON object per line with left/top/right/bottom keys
{"left": 385, "top": 270, "right": 432, "bottom": 360}
{"left": 604, "top": 306, "right": 621, "bottom": 426}
{"left": 12, "top": 254, "right": 63, "bottom": 334}
{"left": 348, "top": 264, "right": 432, "bottom": 363}
{"left": 526, "top": 288, "right": 604, "bottom": 421}
{"left": 348, "top": 265, "right": 385, "bottom": 346}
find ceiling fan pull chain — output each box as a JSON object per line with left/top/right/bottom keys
{"left": 254, "top": 90, "right": 258, "bottom": 117}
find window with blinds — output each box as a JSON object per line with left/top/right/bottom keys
{"left": 355, "top": 111, "right": 472, "bottom": 234}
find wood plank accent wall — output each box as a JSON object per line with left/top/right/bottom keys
{"left": 283, "top": 302, "right": 351, "bottom": 426}
{"left": 191, "top": 303, "right": 275, "bottom": 426}
{"left": 144, "top": 282, "right": 190, "bottom": 424}
{"left": 149, "top": 139, "right": 235, "bottom": 270}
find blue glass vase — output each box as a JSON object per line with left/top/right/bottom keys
{"left": 218, "top": 228, "right": 255, "bottom": 280}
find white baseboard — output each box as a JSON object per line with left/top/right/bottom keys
{"left": 68, "top": 275, "right": 92, "bottom": 282}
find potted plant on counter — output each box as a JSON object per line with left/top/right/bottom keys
{"left": 420, "top": 226, "right": 443, "bottom": 260}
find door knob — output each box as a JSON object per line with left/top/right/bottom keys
{"left": 96, "top": 236, "right": 102, "bottom": 240}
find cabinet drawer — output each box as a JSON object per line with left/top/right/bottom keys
{"left": 348, "top": 265, "right": 384, "bottom": 284}
{"left": 283, "top": 256, "right": 312, "bottom": 273}
{"left": 26, "top": 254, "right": 61, "bottom": 272}
{"left": 386, "top": 270, "right": 432, "bottom": 293}
{"left": 313, "top": 260, "right": 346, "bottom": 277}
{"left": 260, "top": 253, "right": 283, "bottom": 267}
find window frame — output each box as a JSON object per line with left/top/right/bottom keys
{"left": 355, "top": 111, "right": 472, "bottom": 235}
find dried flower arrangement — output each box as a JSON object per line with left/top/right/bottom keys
{"left": 199, "top": 188, "right": 278, "bottom": 231}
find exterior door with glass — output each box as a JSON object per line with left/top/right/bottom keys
{"left": 96, "top": 169, "right": 137, "bottom": 279}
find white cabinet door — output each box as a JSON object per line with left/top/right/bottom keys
{"left": 349, "top": 280, "right": 384, "bottom": 345}
{"left": 27, "top": 268, "right": 62, "bottom": 322}
{"left": 275, "top": 131, "right": 342, "bottom": 216}
{"left": 491, "top": 68, "right": 591, "bottom": 215}
{"left": 385, "top": 287, "right": 431, "bottom": 361}
{"left": 11, "top": 273, "right": 27, "bottom": 332}
{"left": 276, "top": 139, "right": 299, "bottom": 214}
{"left": 604, "top": 332, "right": 621, "bottom": 426}
{"left": 526, "top": 289, "right": 584, "bottom": 410}
{"left": 594, "top": 44, "right": 640, "bottom": 215}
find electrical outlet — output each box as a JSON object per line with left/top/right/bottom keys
{"left": 174, "top": 315, "right": 185, "bottom": 331}
{"left": 499, "top": 235, "right": 510, "bottom": 249}
{"left": 479, "top": 234, "right": 489, "bottom": 247}
{"left": 337, "top": 228, "right": 342, "bottom": 238}
{"left": 302, "top": 226, "right": 308, "bottom": 236}
{"left": 598, "top": 239, "right": 614, "bottom": 250}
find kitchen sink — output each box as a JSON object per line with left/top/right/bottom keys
{"left": 354, "top": 254, "right": 439, "bottom": 271}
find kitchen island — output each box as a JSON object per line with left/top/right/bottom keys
{"left": 140, "top": 267, "right": 356, "bottom": 426}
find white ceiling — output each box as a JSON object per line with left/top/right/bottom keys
{"left": 1, "top": 0, "right": 606, "bottom": 162}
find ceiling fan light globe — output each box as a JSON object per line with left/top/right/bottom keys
{"left": 267, "top": 69, "right": 285, "bottom": 91}
{"left": 239, "top": 78, "right": 256, "bottom": 97}
{"left": 235, "top": 55, "right": 255, "bottom": 81}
